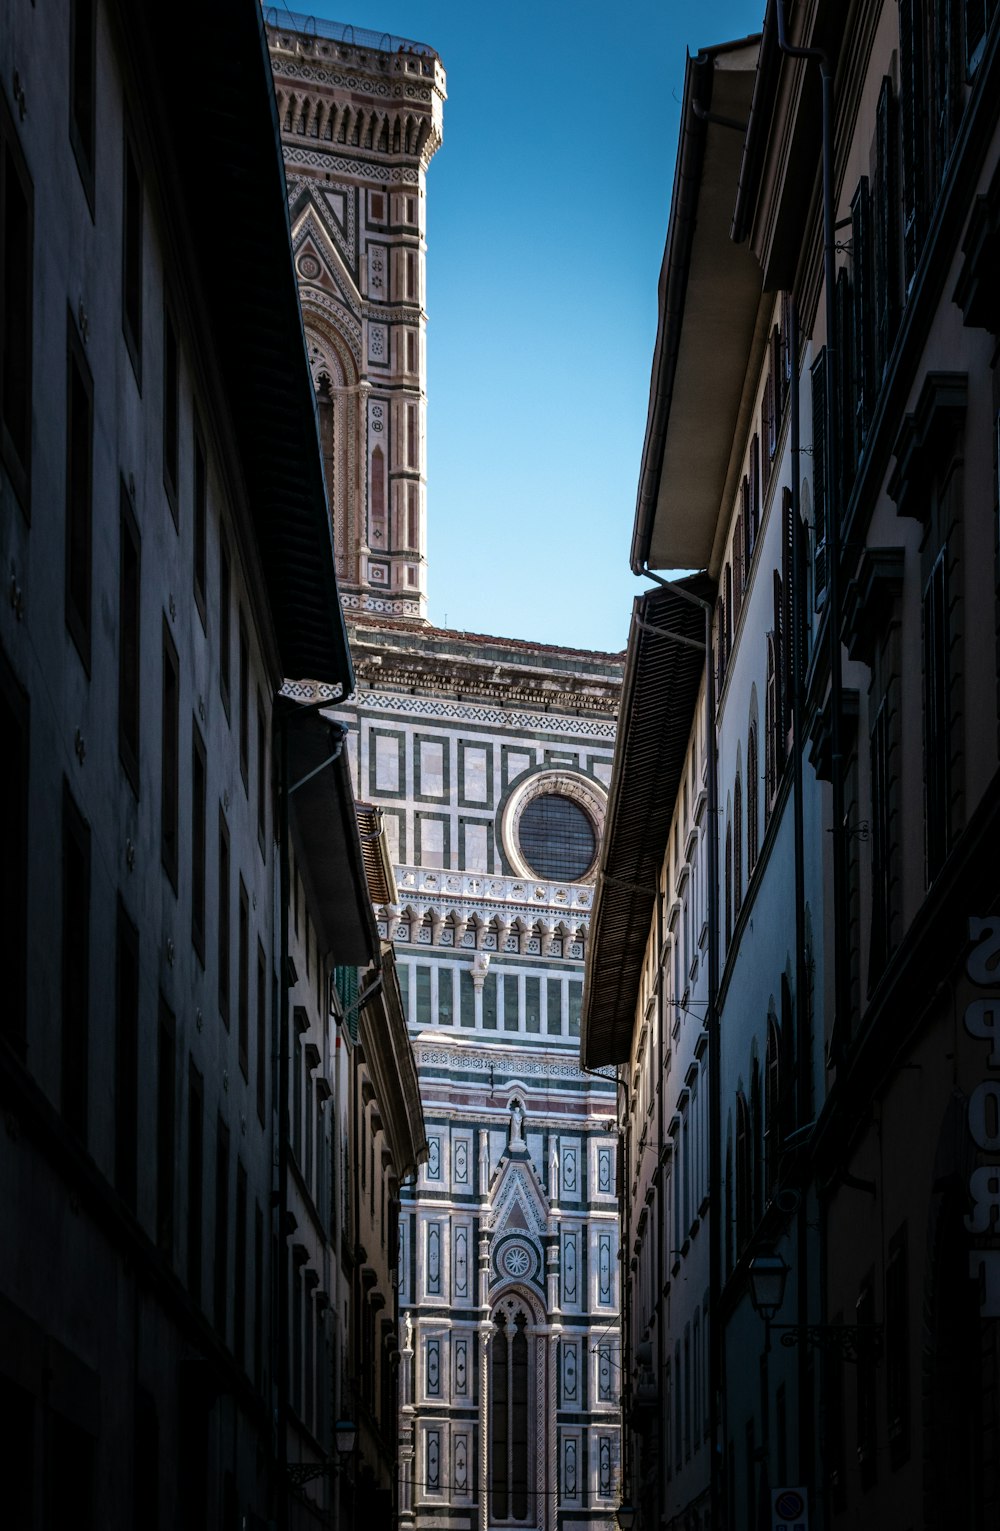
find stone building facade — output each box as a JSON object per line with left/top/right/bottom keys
{"left": 267, "top": 15, "right": 625, "bottom": 1526}
{"left": 343, "top": 624, "right": 625, "bottom": 1531}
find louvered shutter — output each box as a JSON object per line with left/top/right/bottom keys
{"left": 851, "top": 177, "right": 873, "bottom": 455}
{"left": 900, "top": 0, "right": 925, "bottom": 289}
{"left": 781, "top": 488, "right": 794, "bottom": 743}
{"left": 773, "top": 569, "right": 784, "bottom": 769}
{"left": 733, "top": 507, "right": 744, "bottom": 629}
{"left": 873, "top": 78, "right": 898, "bottom": 384}
{"left": 835, "top": 267, "right": 856, "bottom": 505}
{"left": 811, "top": 352, "right": 828, "bottom": 604}
{"left": 750, "top": 434, "right": 761, "bottom": 548}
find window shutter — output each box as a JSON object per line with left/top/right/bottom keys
{"left": 750, "top": 433, "right": 761, "bottom": 547}
{"left": 873, "top": 78, "right": 899, "bottom": 384}
{"left": 835, "top": 267, "right": 856, "bottom": 505}
{"left": 811, "top": 351, "right": 827, "bottom": 604}
{"left": 733, "top": 506, "right": 745, "bottom": 629}
{"left": 900, "top": 0, "right": 925, "bottom": 289}
{"left": 851, "top": 177, "right": 873, "bottom": 455}
{"left": 781, "top": 488, "right": 794, "bottom": 743}
{"left": 770, "top": 324, "right": 782, "bottom": 456}
{"left": 772, "top": 570, "right": 784, "bottom": 770}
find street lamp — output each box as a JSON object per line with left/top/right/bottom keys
{"left": 334, "top": 1419, "right": 357, "bottom": 1459}
{"left": 615, "top": 1503, "right": 638, "bottom": 1531}
{"left": 749, "top": 1253, "right": 790, "bottom": 1328}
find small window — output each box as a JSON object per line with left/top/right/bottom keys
{"left": 0, "top": 652, "right": 29, "bottom": 1051}
{"left": 191, "top": 722, "right": 206, "bottom": 964}
{"left": 161, "top": 619, "right": 179, "bottom": 889}
{"left": 193, "top": 426, "right": 207, "bottom": 625}
{"left": 69, "top": 0, "right": 97, "bottom": 208}
{"left": 122, "top": 130, "right": 143, "bottom": 382}
{"left": 156, "top": 996, "right": 176, "bottom": 1258}
{"left": 118, "top": 480, "right": 141, "bottom": 793}
{"left": 406, "top": 331, "right": 417, "bottom": 375}
{"left": 0, "top": 93, "right": 34, "bottom": 513}
{"left": 256, "top": 941, "right": 267, "bottom": 1126}
{"left": 256, "top": 687, "right": 267, "bottom": 856}
{"left": 115, "top": 897, "right": 140, "bottom": 1209}
{"left": 61, "top": 780, "right": 91, "bottom": 1140}
{"left": 65, "top": 312, "right": 94, "bottom": 669}
{"left": 219, "top": 530, "right": 231, "bottom": 714}
{"left": 238, "top": 877, "right": 249, "bottom": 1080}
{"left": 213, "top": 1115, "right": 230, "bottom": 1337}
{"left": 239, "top": 615, "right": 249, "bottom": 791}
{"left": 370, "top": 191, "right": 385, "bottom": 221}
{"left": 187, "top": 1060, "right": 204, "bottom": 1300}
{"left": 163, "top": 303, "right": 179, "bottom": 523}
{"left": 218, "top": 809, "right": 230, "bottom": 1027}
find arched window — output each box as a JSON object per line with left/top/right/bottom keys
{"left": 491, "top": 1303, "right": 530, "bottom": 1521}
{"left": 747, "top": 721, "right": 759, "bottom": 874}
{"left": 724, "top": 817, "right": 733, "bottom": 947}
{"left": 735, "top": 1091, "right": 751, "bottom": 1253}
{"left": 765, "top": 633, "right": 778, "bottom": 816}
{"left": 764, "top": 1013, "right": 781, "bottom": 1199}
{"left": 750, "top": 1056, "right": 763, "bottom": 1228}
{"left": 725, "top": 1121, "right": 734, "bottom": 1277}
{"left": 734, "top": 774, "right": 743, "bottom": 920}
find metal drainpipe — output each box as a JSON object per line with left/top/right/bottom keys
{"left": 655, "top": 877, "right": 666, "bottom": 1527}
{"left": 276, "top": 713, "right": 291, "bottom": 1531}
{"left": 774, "top": 1, "right": 842, "bottom": 1506}
{"left": 633, "top": 570, "right": 721, "bottom": 1528}
{"left": 788, "top": 294, "right": 816, "bottom": 1501}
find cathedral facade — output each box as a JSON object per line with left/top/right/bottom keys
{"left": 267, "top": 15, "right": 624, "bottom": 1528}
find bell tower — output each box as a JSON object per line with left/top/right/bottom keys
{"left": 267, "top": 13, "right": 445, "bottom": 623}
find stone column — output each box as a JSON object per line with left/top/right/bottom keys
{"left": 479, "top": 1321, "right": 493, "bottom": 1531}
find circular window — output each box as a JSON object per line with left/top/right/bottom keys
{"left": 518, "top": 794, "right": 595, "bottom": 882}
{"left": 499, "top": 770, "right": 607, "bottom": 885}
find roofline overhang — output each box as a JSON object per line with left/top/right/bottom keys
{"left": 581, "top": 576, "right": 714, "bottom": 1070}
{"left": 359, "top": 949, "right": 428, "bottom": 1181}
{"left": 631, "top": 36, "right": 763, "bottom": 579}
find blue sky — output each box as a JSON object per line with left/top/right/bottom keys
{"left": 284, "top": 1, "right": 764, "bottom": 653}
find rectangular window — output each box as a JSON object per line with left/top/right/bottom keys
{"left": 234, "top": 1161, "right": 247, "bottom": 1369}
{"left": 547, "top": 977, "right": 562, "bottom": 1035}
{"left": 503, "top": 973, "right": 520, "bottom": 1032}
{"left": 923, "top": 550, "right": 950, "bottom": 881}
{"left": 115, "top": 899, "right": 140, "bottom": 1209}
{"left": 193, "top": 427, "right": 207, "bottom": 625}
{"left": 219, "top": 531, "right": 231, "bottom": 713}
{"left": 256, "top": 687, "right": 267, "bottom": 855}
{"left": 856, "top": 1272, "right": 878, "bottom": 1487}
{"left": 163, "top": 304, "right": 179, "bottom": 521}
{"left": 213, "top": 1115, "right": 230, "bottom": 1337}
{"left": 122, "top": 130, "right": 143, "bottom": 381}
{"left": 238, "top": 877, "right": 249, "bottom": 1080}
{"left": 416, "top": 965, "right": 431, "bottom": 1024}
{"left": 406, "top": 331, "right": 417, "bottom": 375}
{"left": 187, "top": 1060, "right": 204, "bottom": 1301}
{"left": 256, "top": 941, "right": 267, "bottom": 1125}
{"left": 65, "top": 313, "right": 93, "bottom": 667}
{"left": 119, "top": 480, "right": 141, "bottom": 792}
{"left": 869, "top": 699, "right": 891, "bottom": 986}
{"left": 885, "top": 1223, "right": 910, "bottom": 1466}
{"left": 253, "top": 1203, "right": 264, "bottom": 1388}
{"left": 482, "top": 972, "right": 497, "bottom": 1030}
{"left": 218, "top": 810, "right": 230, "bottom": 1026}
{"left": 61, "top": 780, "right": 90, "bottom": 1139}
{"left": 1, "top": 94, "right": 34, "bottom": 511}
{"left": 69, "top": 0, "right": 96, "bottom": 207}
{"left": 191, "top": 722, "right": 206, "bottom": 963}
{"left": 568, "top": 981, "right": 582, "bottom": 1038}
{"left": 239, "top": 615, "right": 249, "bottom": 790}
{"left": 157, "top": 996, "right": 176, "bottom": 1258}
{"left": 407, "top": 403, "right": 417, "bottom": 467}
{"left": 161, "top": 619, "right": 179, "bottom": 888}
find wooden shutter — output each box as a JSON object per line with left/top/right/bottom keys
{"left": 811, "top": 352, "right": 827, "bottom": 603}
{"left": 851, "top": 177, "right": 873, "bottom": 455}
{"left": 873, "top": 78, "right": 898, "bottom": 384}
{"left": 781, "top": 488, "right": 795, "bottom": 743}
{"left": 835, "top": 267, "right": 856, "bottom": 505}
{"left": 900, "top": 0, "right": 925, "bottom": 289}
